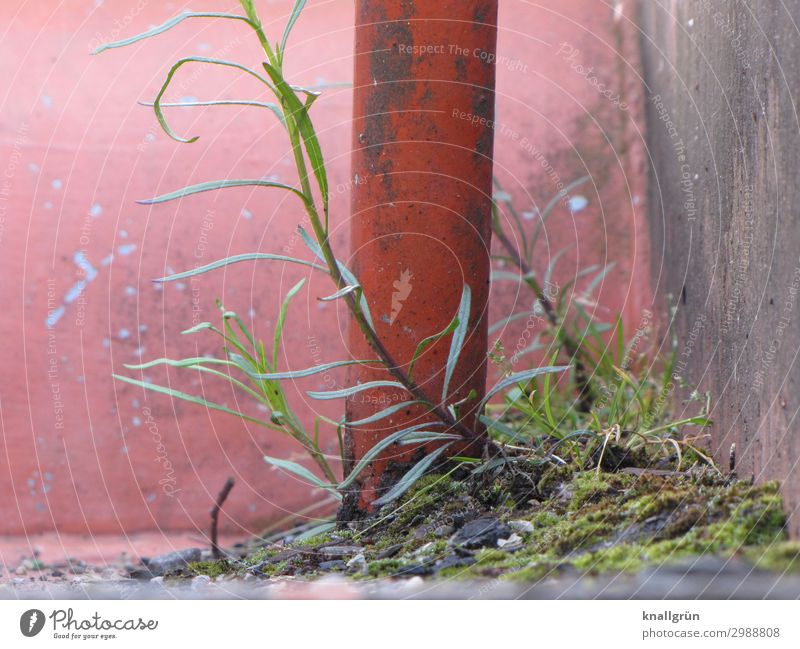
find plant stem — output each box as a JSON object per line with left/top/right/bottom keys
{"left": 492, "top": 222, "right": 594, "bottom": 412}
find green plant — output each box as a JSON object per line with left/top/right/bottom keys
{"left": 98, "top": 1, "right": 567, "bottom": 514}
{"left": 485, "top": 179, "right": 713, "bottom": 471}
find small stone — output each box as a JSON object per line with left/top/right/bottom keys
{"left": 434, "top": 525, "right": 455, "bottom": 538}
{"left": 450, "top": 517, "right": 512, "bottom": 549}
{"left": 319, "top": 560, "right": 347, "bottom": 571}
{"left": 150, "top": 576, "right": 164, "bottom": 584}
{"left": 346, "top": 553, "right": 368, "bottom": 576}
{"left": 143, "top": 548, "right": 202, "bottom": 576}
{"left": 14, "top": 566, "right": 26, "bottom": 576}
{"left": 434, "top": 554, "right": 477, "bottom": 574}
{"left": 321, "top": 545, "right": 363, "bottom": 558}
{"left": 376, "top": 543, "right": 403, "bottom": 559}
{"left": 243, "top": 572, "right": 256, "bottom": 581}
{"left": 395, "top": 563, "right": 432, "bottom": 577}
{"left": 509, "top": 520, "right": 534, "bottom": 534}
{"left": 497, "top": 533, "right": 523, "bottom": 551}
{"left": 191, "top": 575, "right": 211, "bottom": 589}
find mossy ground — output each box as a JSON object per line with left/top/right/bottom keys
{"left": 188, "top": 459, "right": 800, "bottom": 582}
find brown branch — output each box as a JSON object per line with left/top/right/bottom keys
{"left": 210, "top": 477, "right": 235, "bottom": 560}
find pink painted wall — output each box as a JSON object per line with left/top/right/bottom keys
{"left": 0, "top": 0, "right": 648, "bottom": 538}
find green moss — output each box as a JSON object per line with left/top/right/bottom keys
{"left": 536, "top": 465, "right": 573, "bottom": 497}
{"left": 572, "top": 545, "right": 645, "bottom": 574}
{"left": 366, "top": 559, "right": 405, "bottom": 577}
{"left": 568, "top": 471, "right": 636, "bottom": 511}
{"left": 187, "top": 560, "right": 232, "bottom": 578}
{"left": 745, "top": 542, "right": 800, "bottom": 572}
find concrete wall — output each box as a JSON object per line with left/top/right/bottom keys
{"left": 0, "top": 0, "right": 648, "bottom": 540}
{"left": 641, "top": 1, "right": 800, "bottom": 536}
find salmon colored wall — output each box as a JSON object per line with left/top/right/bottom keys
{"left": 0, "top": 0, "right": 648, "bottom": 538}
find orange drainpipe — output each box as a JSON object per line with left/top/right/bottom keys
{"left": 342, "top": 1, "right": 499, "bottom": 518}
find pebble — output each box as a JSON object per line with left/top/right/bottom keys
{"left": 346, "top": 553, "right": 368, "bottom": 576}
{"left": 144, "top": 548, "right": 202, "bottom": 576}
{"left": 191, "top": 575, "right": 211, "bottom": 589}
{"left": 509, "top": 520, "right": 534, "bottom": 534}
{"left": 497, "top": 533, "right": 523, "bottom": 551}
{"left": 434, "top": 525, "right": 455, "bottom": 537}
{"left": 319, "top": 560, "right": 347, "bottom": 571}
{"left": 150, "top": 576, "right": 164, "bottom": 584}
{"left": 450, "top": 517, "right": 512, "bottom": 549}
{"left": 321, "top": 545, "right": 363, "bottom": 558}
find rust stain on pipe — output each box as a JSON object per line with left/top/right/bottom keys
{"left": 343, "top": 1, "right": 499, "bottom": 517}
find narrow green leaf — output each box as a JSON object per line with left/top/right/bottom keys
{"left": 124, "top": 357, "right": 237, "bottom": 371}
{"left": 113, "top": 374, "right": 278, "bottom": 429}
{"left": 528, "top": 176, "right": 591, "bottom": 258}
{"left": 180, "top": 322, "right": 225, "bottom": 337}
{"left": 337, "top": 423, "right": 450, "bottom": 491}
{"left": 372, "top": 443, "right": 453, "bottom": 506}
{"left": 246, "top": 359, "right": 381, "bottom": 381}
{"left": 280, "top": 0, "right": 308, "bottom": 55}
{"left": 297, "top": 225, "right": 374, "bottom": 328}
{"left": 490, "top": 271, "right": 534, "bottom": 284}
{"left": 293, "top": 521, "right": 336, "bottom": 543}
{"left": 138, "top": 179, "right": 308, "bottom": 206}
{"left": 263, "top": 63, "right": 328, "bottom": 217}
{"left": 480, "top": 365, "right": 571, "bottom": 410}
{"left": 488, "top": 311, "right": 535, "bottom": 336}
{"left": 155, "top": 252, "right": 327, "bottom": 283}
{"left": 273, "top": 279, "right": 306, "bottom": 369}
{"left": 398, "top": 432, "right": 461, "bottom": 445}
{"left": 442, "top": 284, "right": 471, "bottom": 402}
{"left": 140, "top": 99, "right": 286, "bottom": 128}
{"left": 544, "top": 244, "right": 575, "bottom": 291}
{"left": 479, "top": 415, "right": 528, "bottom": 442}
{"left": 408, "top": 317, "right": 459, "bottom": 381}
{"left": 583, "top": 262, "right": 617, "bottom": 297}
{"left": 91, "top": 12, "right": 255, "bottom": 54}
{"left": 307, "top": 380, "right": 407, "bottom": 401}
{"left": 345, "top": 400, "right": 430, "bottom": 427}
{"left": 264, "top": 455, "right": 339, "bottom": 497}
{"left": 319, "top": 284, "right": 359, "bottom": 302}
{"left": 149, "top": 57, "right": 275, "bottom": 144}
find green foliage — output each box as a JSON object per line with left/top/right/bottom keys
{"left": 487, "top": 178, "right": 713, "bottom": 472}
{"left": 99, "top": 1, "right": 567, "bottom": 514}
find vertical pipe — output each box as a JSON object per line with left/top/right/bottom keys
{"left": 342, "top": 1, "right": 499, "bottom": 518}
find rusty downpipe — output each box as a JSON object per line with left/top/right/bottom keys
{"left": 341, "top": 1, "right": 499, "bottom": 519}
